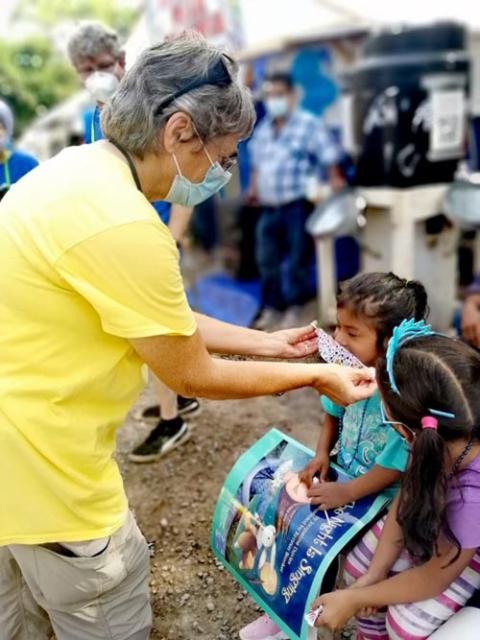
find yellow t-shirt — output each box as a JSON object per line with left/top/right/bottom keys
{"left": 0, "top": 143, "right": 196, "bottom": 545}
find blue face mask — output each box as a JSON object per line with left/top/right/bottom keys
{"left": 164, "top": 145, "right": 232, "bottom": 207}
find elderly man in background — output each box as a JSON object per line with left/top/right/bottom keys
{"left": 249, "top": 72, "right": 344, "bottom": 330}
{"left": 67, "top": 22, "right": 201, "bottom": 462}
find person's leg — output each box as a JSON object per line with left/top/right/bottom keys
{"left": 385, "top": 549, "right": 480, "bottom": 639}
{"left": 0, "top": 546, "right": 51, "bottom": 640}
{"left": 154, "top": 375, "right": 178, "bottom": 420}
{"left": 282, "top": 200, "right": 315, "bottom": 309}
{"left": 130, "top": 374, "right": 192, "bottom": 463}
{"left": 10, "top": 512, "right": 152, "bottom": 640}
{"left": 135, "top": 373, "right": 200, "bottom": 424}
{"left": 255, "top": 208, "right": 286, "bottom": 313}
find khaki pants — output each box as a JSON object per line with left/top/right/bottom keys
{"left": 0, "top": 512, "right": 152, "bottom": 640}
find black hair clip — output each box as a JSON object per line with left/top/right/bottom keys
{"left": 154, "top": 56, "right": 232, "bottom": 116}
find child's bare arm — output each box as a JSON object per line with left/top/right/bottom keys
{"left": 316, "top": 413, "right": 338, "bottom": 457}
{"left": 356, "top": 495, "right": 403, "bottom": 583}
{"left": 313, "top": 536, "right": 475, "bottom": 632}
{"left": 307, "top": 465, "right": 401, "bottom": 509}
{"left": 299, "top": 414, "right": 338, "bottom": 486}
{"left": 344, "top": 465, "right": 401, "bottom": 501}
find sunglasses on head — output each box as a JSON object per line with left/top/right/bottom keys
{"left": 154, "top": 56, "right": 232, "bottom": 117}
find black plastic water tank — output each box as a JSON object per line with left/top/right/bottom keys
{"left": 344, "top": 22, "right": 470, "bottom": 187}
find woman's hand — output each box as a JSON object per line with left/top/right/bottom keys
{"left": 267, "top": 325, "right": 318, "bottom": 359}
{"left": 315, "top": 363, "right": 376, "bottom": 406}
{"left": 311, "top": 590, "right": 362, "bottom": 631}
{"left": 298, "top": 452, "right": 330, "bottom": 487}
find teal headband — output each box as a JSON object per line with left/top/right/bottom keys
{"left": 385, "top": 319, "right": 455, "bottom": 420}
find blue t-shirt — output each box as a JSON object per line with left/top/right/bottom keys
{"left": 321, "top": 391, "right": 409, "bottom": 483}
{"left": 83, "top": 107, "right": 103, "bottom": 145}
{"left": 0, "top": 150, "right": 38, "bottom": 190}
{"left": 83, "top": 106, "right": 171, "bottom": 224}
{"left": 152, "top": 200, "right": 172, "bottom": 225}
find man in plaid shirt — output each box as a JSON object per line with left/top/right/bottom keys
{"left": 248, "top": 72, "right": 343, "bottom": 329}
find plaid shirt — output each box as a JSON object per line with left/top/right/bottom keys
{"left": 249, "top": 108, "right": 340, "bottom": 207}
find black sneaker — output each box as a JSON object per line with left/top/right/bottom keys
{"left": 177, "top": 396, "right": 201, "bottom": 417}
{"left": 128, "top": 417, "right": 190, "bottom": 463}
{"left": 135, "top": 404, "right": 160, "bottom": 422}
{"left": 135, "top": 396, "right": 201, "bottom": 424}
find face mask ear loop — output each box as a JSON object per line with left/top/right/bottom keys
{"left": 202, "top": 144, "right": 216, "bottom": 168}
{"left": 171, "top": 153, "right": 183, "bottom": 177}
{"left": 190, "top": 119, "right": 216, "bottom": 168}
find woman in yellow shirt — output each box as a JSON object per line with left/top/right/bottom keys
{"left": 0, "top": 35, "right": 374, "bottom": 640}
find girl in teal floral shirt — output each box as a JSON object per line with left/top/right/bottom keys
{"left": 240, "top": 272, "right": 429, "bottom": 640}
{"left": 300, "top": 272, "right": 428, "bottom": 508}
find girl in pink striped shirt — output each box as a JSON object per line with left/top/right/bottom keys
{"left": 311, "top": 322, "right": 480, "bottom": 639}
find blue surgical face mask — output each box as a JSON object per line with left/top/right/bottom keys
{"left": 164, "top": 144, "right": 232, "bottom": 207}
{"left": 265, "top": 96, "right": 290, "bottom": 120}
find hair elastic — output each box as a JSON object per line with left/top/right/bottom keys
{"left": 429, "top": 408, "right": 456, "bottom": 419}
{"left": 421, "top": 416, "right": 438, "bottom": 430}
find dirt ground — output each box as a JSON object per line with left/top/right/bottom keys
{"left": 117, "top": 380, "right": 335, "bottom": 640}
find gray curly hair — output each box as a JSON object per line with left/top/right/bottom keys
{"left": 100, "top": 35, "right": 255, "bottom": 158}
{"left": 67, "top": 21, "right": 122, "bottom": 67}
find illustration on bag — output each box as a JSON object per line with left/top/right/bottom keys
{"left": 211, "top": 429, "right": 389, "bottom": 640}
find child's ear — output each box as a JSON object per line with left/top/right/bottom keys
{"left": 398, "top": 424, "right": 415, "bottom": 444}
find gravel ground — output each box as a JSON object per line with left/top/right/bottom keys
{"left": 116, "top": 378, "right": 346, "bottom": 639}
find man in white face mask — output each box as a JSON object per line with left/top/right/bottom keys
{"left": 248, "top": 72, "right": 344, "bottom": 334}
{"left": 67, "top": 21, "right": 126, "bottom": 142}
{"left": 67, "top": 23, "right": 202, "bottom": 461}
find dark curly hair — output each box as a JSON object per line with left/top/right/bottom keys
{"left": 377, "top": 335, "right": 480, "bottom": 563}
{"left": 337, "top": 272, "right": 429, "bottom": 350}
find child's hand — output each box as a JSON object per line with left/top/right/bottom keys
{"left": 307, "top": 480, "right": 352, "bottom": 509}
{"left": 298, "top": 452, "right": 330, "bottom": 488}
{"left": 311, "top": 590, "right": 362, "bottom": 631}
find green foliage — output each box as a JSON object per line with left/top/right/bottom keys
{"left": 0, "top": 36, "right": 78, "bottom": 135}
{"left": 1, "top": 1, "right": 140, "bottom": 134}
{"left": 16, "top": 0, "right": 139, "bottom": 39}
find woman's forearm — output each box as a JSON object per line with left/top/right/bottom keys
{"left": 194, "top": 312, "right": 285, "bottom": 357}
{"left": 185, "top": 357, "right": 320, "bottom": 400}
{"left": 130, "top": 331, "right": 376, "bottom": 406}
